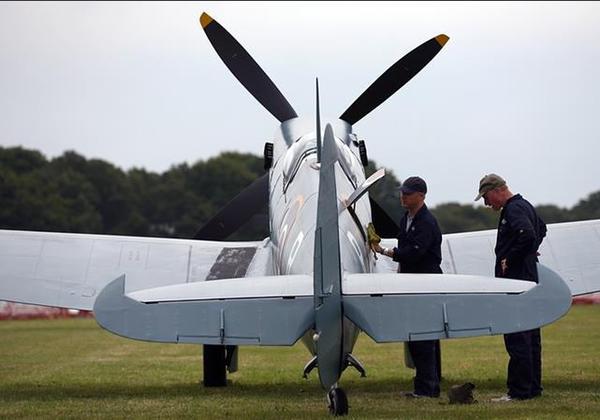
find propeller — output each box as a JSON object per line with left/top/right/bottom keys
{"left": 194, "top": 173, "right": 269, "bottom": 240}
{"left": 369, "top": 196, "right": 400, "bottom": 238}
{"left": 200, "top": 12, "right": 298, "bottom": 122}
{"left": 340, "top": 35, "right": 449, "bottom": 125}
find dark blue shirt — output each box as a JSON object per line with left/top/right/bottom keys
{"left": 494, "top": 194, "right": 547, "bottom": 282}
{"left": 392, "top": 204, "right": 442, "bottom": 274}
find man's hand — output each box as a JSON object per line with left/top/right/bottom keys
{"left": 370, "top": 243, "right": 383, "bottom": 259}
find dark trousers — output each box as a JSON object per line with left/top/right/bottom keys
{"left": 408, "top": 339, "right": 440, "bottom": 397}
{"left": 504, "top": 328, "right": 542, "bottom": 399}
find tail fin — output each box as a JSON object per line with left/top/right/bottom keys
{"left": 313, "top": 124, "right": 344, "bottom": 390}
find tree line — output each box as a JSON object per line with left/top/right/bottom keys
{"left": 1, "top": 146, "right": 598, "bottom": 240}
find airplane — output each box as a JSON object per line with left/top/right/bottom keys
{"left": 1, "top": 12, "right": 600, "bottom": 416}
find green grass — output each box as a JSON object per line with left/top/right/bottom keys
{"left": 1, "top": 306, "right": 600, "bottom": 419}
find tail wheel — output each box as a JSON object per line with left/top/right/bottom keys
{"left": 358, "top": 141, "right": 368, "bottom": 167}
{"left": 327, "top": 387, "right": 349, "bottom": 416}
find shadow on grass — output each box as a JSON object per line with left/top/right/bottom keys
{"left": 0, "top": 381, "right": 321, "bottom": 403}
{"left": 2, "top": 376, "right": 598, "bottom": 403}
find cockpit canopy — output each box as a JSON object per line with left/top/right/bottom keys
{"left": 282, "top": 133, "right": 317, "bottom": 189}
{"left": 281, "top": 129, "right": 364, "bottom": 192}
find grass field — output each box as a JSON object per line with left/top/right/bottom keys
{"left": 1, "top": 306, "right": 600, "bottom": 419}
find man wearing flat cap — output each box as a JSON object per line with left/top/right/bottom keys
{"left": 373, "top": 176, "right": 443, "bottom": 398}
{"left": 475, "top": 174, "right": 547, "bottom": 402}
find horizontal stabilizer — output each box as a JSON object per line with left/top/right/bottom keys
{"left": 343, "top": 264, "right": 571, "bottom": 342}
{"left": 94, "top": 275, "right": 314, "bottom": 346}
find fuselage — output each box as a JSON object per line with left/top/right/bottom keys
{"left": 268, "top": 117, "right": 375, "bottom": 357}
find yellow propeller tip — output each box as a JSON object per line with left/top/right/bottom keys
{"left": 200, "top": 12, "right": 213, "bottom": 29}
{"left": 436, "top": 34, "right": 449, "bottom": 47}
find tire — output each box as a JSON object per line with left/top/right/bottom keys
{"left": 327, "top": 387, "right": 349, "bottom": 416}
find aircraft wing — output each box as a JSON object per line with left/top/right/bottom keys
{"left": 343, "top": 264, "right": 571, "bottom": 343}
{"left": 0, "top": 229, "right": 272, "bottom": 311}
{"left": 378, "top": 219, "right": 600, "bottom": 296}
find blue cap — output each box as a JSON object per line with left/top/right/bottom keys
{"left": 400, "top": 176, "right": 427, "bottom": 194}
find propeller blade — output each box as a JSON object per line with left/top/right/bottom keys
{"left": 369, "top": 196, "right": 400, "bottom": 238}
{"left": 340, "top": 35, "right": 449, "bottom": 125}
{"left": 200, "top": 12, "right": 298, "bottom": 122}
{"left": 194, "top": 173, "right": 269, "bottom": 240}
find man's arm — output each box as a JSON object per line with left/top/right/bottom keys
{"left": 502, "top": 206, "right": 537, "bottom": 270}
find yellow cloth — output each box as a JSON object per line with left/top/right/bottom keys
{"left": 367, "top": 223, "right": 381, "bottom": 246}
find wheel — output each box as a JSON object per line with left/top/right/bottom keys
{"left": 203, "top": 344, "right": 227, "bottom": 387}
{"left": 327, "top": 387, "right": 349, "bottom": 416}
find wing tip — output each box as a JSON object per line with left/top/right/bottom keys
{"left": 435, "top": 34, "right": 449, "bottom": 47}
{"left": 200, "top": 12, "right": 213, "bottom": 29}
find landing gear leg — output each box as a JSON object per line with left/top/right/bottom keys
{"left": 327, "top": 386, "right": 348, "bottom": 416}
{"left": 202, "top": 344, "right": 227, "bottom": 387}
{"left": 303, "top": 355, "right": 318, "bottom": 378}
{"left": 345, "top": 354, "right": 366, "bottom": 377}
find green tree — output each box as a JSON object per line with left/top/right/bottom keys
{"left": 1, "top": 146, "right": 598, "bottom": 241}
{"left": 431, "top": 203, "right": 497, "bottom": 234}
{"left": 571, "top": 191, "right": 600, "bottom": 221}
{"left": 536, "top": 204, "right": 572, "bottom": 224}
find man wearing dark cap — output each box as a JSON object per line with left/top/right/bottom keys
{"left": 373, "top": 176, "right": 443, "bottom": 398}
{"left": 475, "top": 174, "right": 547, "bottom": 402}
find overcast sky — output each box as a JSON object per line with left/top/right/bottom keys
{"left": 1, "top": 1, "right": 599, "bottom": 208}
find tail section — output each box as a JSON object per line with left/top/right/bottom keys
{"left": 313, "top": 124, "right": 344, "bottom": 390}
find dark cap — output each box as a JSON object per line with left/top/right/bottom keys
{"left": 400, "top": 176, "right": 427, "bottom": 194}
{"left": 474, "top": 173, "right": 506, "bottom": 201}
